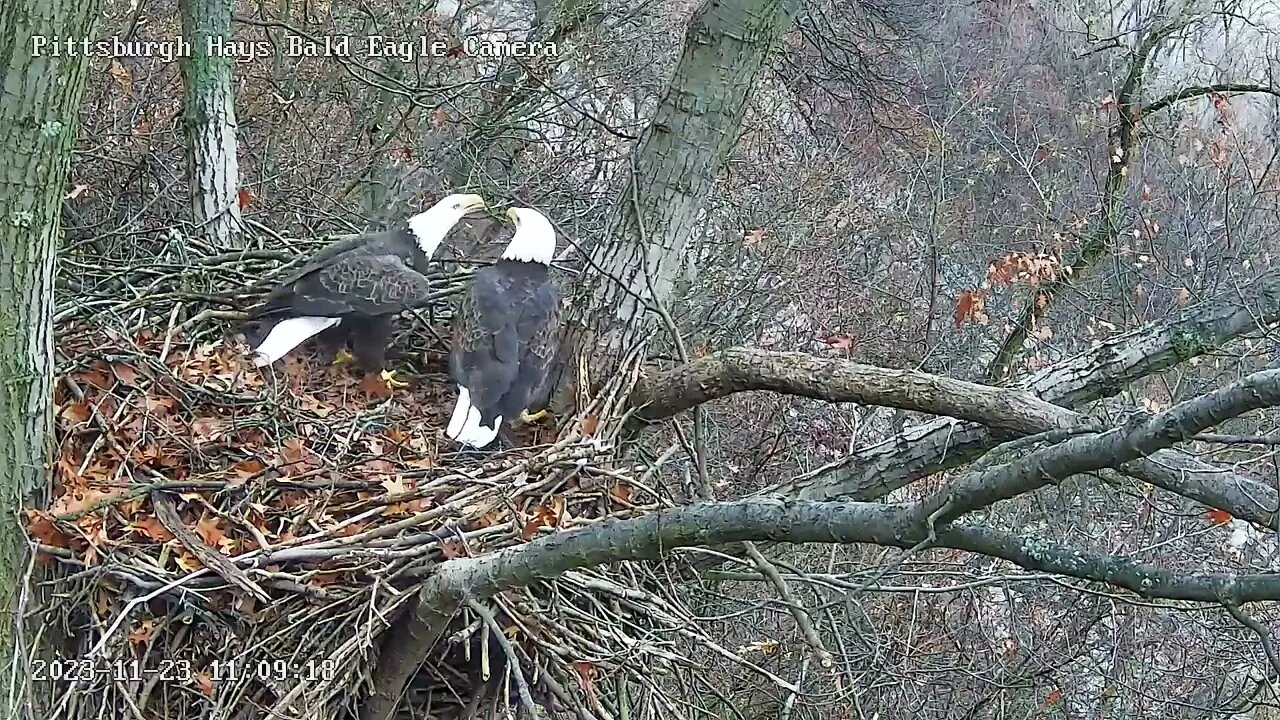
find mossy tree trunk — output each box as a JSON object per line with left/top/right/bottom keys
{"left": 179, "top": 0, "right": 244, "bottom": 246}
{"left": 552, "top": 0, "right": 794, "bottom": 404}
{"left": 0, "top": 0, "right": 104, "bottom": 713}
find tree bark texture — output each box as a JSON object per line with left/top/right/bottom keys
{"left": 0, "top": 0, "right": 104, "bottom": 711}
{"left": 179, "top": 0, "right": 243, "bottom": 246}
{"left": 633, "top": 347, "right": 1077, "bottom": 432}
{"left": 552, "top": 0, "right": 794, "bottom": 402}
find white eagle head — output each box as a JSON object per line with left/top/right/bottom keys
{"left": 407, "top": 193, "right": 487, "bottom": 257}
{"left": 501, "top": 207, "right": 556, "bottom": 265}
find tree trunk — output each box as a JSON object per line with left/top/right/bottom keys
{"left": 179, "top": 0, "right": 243, "bottom": 247}
{"left": 552, "top": 0, "right": 794, "bottom": 404}
{"left": 0, "top": 0, "right": 104, "bottom": 712}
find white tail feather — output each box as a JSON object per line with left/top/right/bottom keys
{"left": 446, "top": 385, "right": 502, "bottom": 447}
{"left": 251, "top": 317, "right": 341, "bottom": 367}
{"left": 446, "top": 385, "right": 473, "bottom": 439}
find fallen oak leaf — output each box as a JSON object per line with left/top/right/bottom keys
{"left": 954, "top": 290, "right": 977, "bottom": 328}
{"left": 190, "top": 417, "right": 224, "bottom": 444}
{"left": 440, "top": 540, "right": 466, "bottom": 559}
{"left": 609, "top": 483, "right": 634, "bottom": 506}
{"left": 359, "top": 373, "right": 393, "bottom": 399}
{"left": 1206, "top": 508, "right": 1233, "bottom": 525}
{"left": 131, "top": 516, "right": 175, "bottom": 543}
{"left": 126, "top": 619, "right": 159, "bottom": 651}
{"left": 229, "top": 458, "right": 267, "bottom": 485}
{"left": 193, "top": 672, "right": 215, "bottom": 696}
{"left": 24, "top": 509, "right": 73, "bottom": 549}
{"left": 195, "top": 516, "right": 235, "bottom": 553}
{"left": 110, "top": 362, "right": 143, "bottom": 387}
{"left": 743, "top": 227, "right": 769, "bottom": 248}
{"left": 59, "top": 402, "right": 93, "bottom": 425}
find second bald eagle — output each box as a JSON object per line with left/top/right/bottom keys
{"left": 244, "top": 193, "right": 487, "bottom": 373}
{"left": 447, "top": 207, "right": 561, "bottom": 448}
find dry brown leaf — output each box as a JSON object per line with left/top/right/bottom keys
{"left": 822, "top": 333, "right": 854, "bottom": 351}
{"left": 610, "top": 483, "right": 634, "bottom": 506}
{"left": 440, "top": 540, "right": 466, "bottom": 559}
{"left": 108, "top": 59, "right": 132, "bottom": 93}
{"left": 359, "top": 373, "right": 393, "bottom": 399}
{"left": 193, "top": 672, "right": 215, "bottom": 696}
{"left": 75, "top": 368, "right": 115, "bottom": 390}
{"left": 24, "top": 509, "right": 72, "bottom": 549}
{"left": 172, "top": 547, "right": 203, "bottom": 572}
{"left": 60, "top": 402, "right": 92, "bottom": 424}
{"left": 230, "top": 458, "right": 266, "bottom": 485}
{"left": 520, "top": 517, "right": 542, "bottom": 540}
{"left": 126, "top": 619, "right": 158, "bottom": 651}
{"left": 953, "top": 290, "right": 977, "bottom": 328}
{"left": 381, "top": 477, "right": 409, "bottom": 495}
{"left": 111, "top": 362, "right": 142, "bottom": 386}
{"left": 145, "top": 395, "right": 177, "bottom": 415}
{"left": 132, "top": 516, "right": 175, "bottom": 543}
{"left": 279, "top": 437, "right": 309, "bottom": 467}
{"left": 195, "top": 516, "right": 235, "bottom": 554}
{"left": 1207, "top": 508, "right": 1232, "bottom": 525}
{"left": 190, "top": 417, "right": 223, "bottom": 444}
{"left": 572, "top": 661, "right": 599, "bottom": 703}
{"left": 579, "top": 414, "right": 599, "bottom": 436}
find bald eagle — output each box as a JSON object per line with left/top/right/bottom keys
{"left": 446, "top": 207, "right": 561, "bottom": 448}
{"left": 244, "top": 193, "right": 487, "bottom": 372}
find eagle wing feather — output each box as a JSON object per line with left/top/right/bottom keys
{"left": 273, "top": 253, "right": 432, "bottom": 317}
{"left": 496, "top": 282, "right": 561, "bottom": 417}
{"left": 450, "top": 268, "right": 527, "bottom": 418}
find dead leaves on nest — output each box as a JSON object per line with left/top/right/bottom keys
{"left": 34, "top": 327, "right": 639, "bottom": 584}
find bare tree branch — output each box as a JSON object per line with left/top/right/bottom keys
{"left": 1141, "top": 82, "right": 1280, "bottom": 116}
{"left": 631, "top": 347, "right": 1076, "bottom": 432}
{"left": 364, "top": 491, "right": 1280, "bottom": 720}
{"left": 910, "top": 369, "right": 1280, "bottom": 525}
{"left": 772, "top": 267, "right": 1280, "bottom": 516}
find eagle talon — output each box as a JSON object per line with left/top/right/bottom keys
{"left": 518, "top": 409, "right": 551, "bottom": 424}
{"left": 332, "top": 348, "right": 355, "bottom": 365}
{"left": 380, "top": 369, "right": 409, "bottom": 389}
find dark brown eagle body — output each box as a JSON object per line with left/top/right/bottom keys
{"left": 242, "top": 193, "right": 487, "bottom": 369}
{"left": 449, "top": 260, "right": 561, "bottom": 427}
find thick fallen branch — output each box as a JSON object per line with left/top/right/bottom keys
{"left": 631, "top": 347, "right": 1077, "bottom": 432}
{"left": 363, "top": 493, "right": 1280, "bottom": 720}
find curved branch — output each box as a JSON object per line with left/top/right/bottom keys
{"left": 631, "top": 347, "right": 1076, "bottom": 432}
{"left": 1141, "top": 82, "right": 1280, "bottom": 117}
{"left": 363, "top": 495, "right": 1280, "bottom": 720}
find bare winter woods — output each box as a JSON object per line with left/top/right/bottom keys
{"left": 5, "top": 0, "right": 1280, "bottom": 718}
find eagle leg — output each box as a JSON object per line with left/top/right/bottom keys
{"left": 349, "top": 316, "right": 393, "bottom": 372}
{"left": 313, "top": 323, "right": 350, "bottom": 365}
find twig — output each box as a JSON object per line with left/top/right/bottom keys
{"left": 741, "top": 542, "right": 833, "bottom": 668}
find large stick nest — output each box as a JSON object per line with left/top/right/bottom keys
{"left": 33, "top": 225, "right": 706, "bottom": 720}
